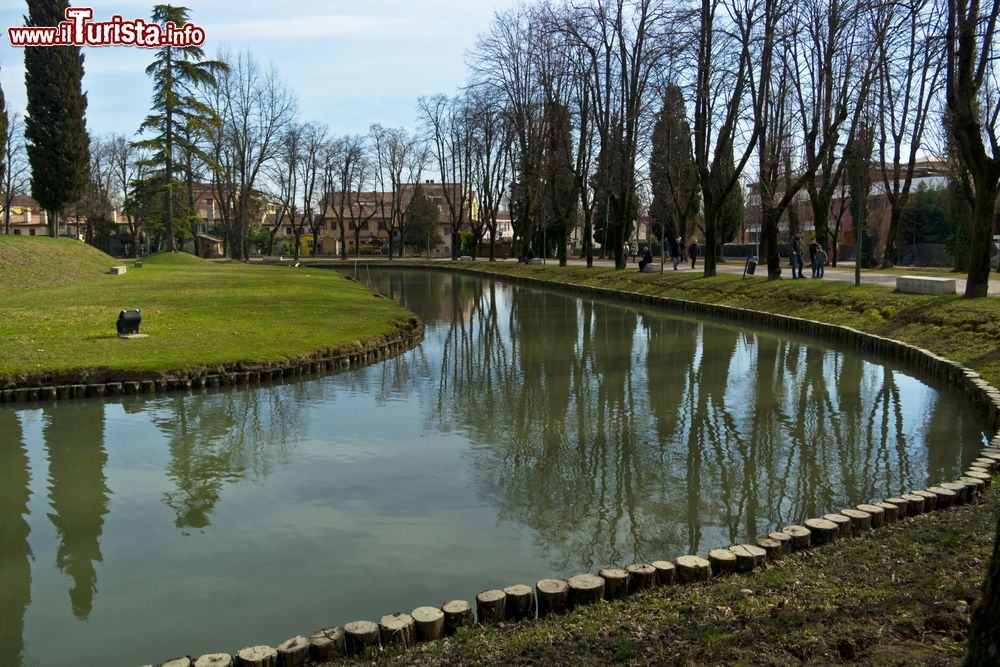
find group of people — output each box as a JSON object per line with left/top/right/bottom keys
{"left": 634, "top": 237, "right": 700, "bottom": 272}
{"left": 790, "top": 233, "right": 828, "bottom": 279}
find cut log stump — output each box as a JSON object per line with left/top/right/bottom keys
{"left": 503, "top": 584, "right": 536, "bottom": 621}
{"left": 729, "top": 544, "right": 766, "bottom": 572}
{"left": 476, "top": 590, "right": 506, "bottom": 625}
{"left": 411, "top": 606, "right": 445, "bottom": 642}
{"left": 441, "top": 600, "right": 473, "bottom": 635}
{"left": 675, "top": 555, "right": 711, "bottom": 582}
{"left": 234, "top": 646, "right": 277, "bottom": 667}
{"left": 344, "top": 620, "right": 380, "bottom": 655}
{"left": 626, "top": 563, "right": 656, "bottom": 592}
{"left": 162, "top": 658, "right": 192, "bottom": 667}
{"left": 567, "top": 573, "right": 605, "bottom": 606}
{"left": 940, "top": 482, "right": 969, "bottom": 504}
{"left": 536, "top": 579, "right": 569, "bottom": 617}
{"left": 307, "top": 627, "right": 344, "bottom": 662}
{"left": 756, "top": 538, "right": 783, "bottom": 560}
{"left": 194, "top": 655, "right": 233, "bottom": 667}
{"left": 884, "top": 497, "right": 911, "bottom": 517}
{"left": 804, "top": 518, "right": 839, "bottom": 545}
{"left": 900, "top": 493, "right": 926, "bottom": 514}
{"left": 926, "top": 486, "right": 956, "bottom": 509}
{"left": 875, "top": 501, "right": 900, "bottom": 522}
{"left": 822, "top": 513, "right": 852, "bottom": 538}
{"left": 599, "top": 568, "right": 630, "bottom": 600}
{"left": 275, "top": 636, "right": 308, "bottom": 667}
{"left": 856, "top": 504, "right": 884, "bottom": 527}
{"left": 651, "top": 560, "right": 676, "bottom": 585}
{"left": 960, "top": 476, "right": 986, "bottom": 499}
{"left": 840, "top": 508, "right": 872, "bottom": 531}
{"left": 909, "top": 490, "right": 937, "bottom": 511}
{"left": 781, "top": 525, "right": 811, "bottom": 550}
{"left": 964, "top": 469, "right": 992, "bottom": 486}
{"left": 379, "top": 612, "right": 415, "bottom": 648}
{"left": 709, "top": 548, "right": 737, "bottom": 575}
{"left": 766, "top": 531, "right": 793, "bottom": 554}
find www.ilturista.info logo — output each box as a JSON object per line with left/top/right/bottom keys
{"left": 7, "top": 7, "right": 205, "bottom": 48}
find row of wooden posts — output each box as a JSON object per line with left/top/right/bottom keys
{"left": 0, "top": 331, "right": 423, "bottom": 405}
{"left": 145, "top": 444, "right": 1000, "bottom": 667}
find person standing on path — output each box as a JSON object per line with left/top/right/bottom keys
{"left": 791, "top": 234, "right": 804, "bottom": 278}
{"left": 689, "top": 239, "right": 699, "bottom": 270}
{"left": 671, "top": 236, "right": 683, "bottom": 270}
{"left": 808, "top": 237, "right": 819, "bottom": 278}
{"left": 816, "top": 244, "right": 827, "bottom": 278}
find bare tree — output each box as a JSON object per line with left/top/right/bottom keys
{"left": 210, "top": 52, "right": 297, "bottom": 260}
{"left": 466, "top": 90, "right": 511, "bottom": 260}
{"left": 325, "top": 135, "right": 371, "bottom": 260}
{"left": 945, "top": 0, "right": 1000, "bottom": 298}
{"left": 419, "top": 94, "right": 475, "bottom": 260}
{"left": 2, "top": 112, "right": 29, "bottom": 235}
{"left": 108, "top": 135, "right": 149, "bottom": 256}
{"left": 300, "top": 124, "right": 329, "bottom": 258}
{"left": 874, "top": 0, "right": 943, "bottom": 267}
{"left": 370, "top": 124, "right": 428, "bottom": 258}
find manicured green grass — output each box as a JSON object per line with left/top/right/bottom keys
{"left": 0, "top": 235, "right": 117, "bottom": 288}
{"left": 0, "top": 242, "right": 417, "bottom": 383}
{"left": 428, "top": 261, "right": 1000, "bottom": 388}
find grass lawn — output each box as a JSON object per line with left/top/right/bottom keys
{"left": 0, "top": 238, "right": 417, "bottom": 384}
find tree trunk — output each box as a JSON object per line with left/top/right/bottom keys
{"left": 965, "top": 184, "right": 997, "bottom": 298}
{"left": 966, "top": 508, "right": 1000, "bottom": 665}
{"left": 881, "top": 203, "right": 904, "bottom": 269}
{"left": 762, "top": 206, "right": 782, "bottom": 280}
{"left": 704, "top": 202, "right": 717, "bottom": 277}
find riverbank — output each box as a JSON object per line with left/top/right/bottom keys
{"left": 337, "top": 482, "right": 1000, "bottom": 666}
{"left": 301, "top": 259, "right": 1000, "bottom": 666}
{"left": 0, "top": 239, "right": 421, "bottom": 391}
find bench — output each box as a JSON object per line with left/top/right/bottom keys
{"left": 641, "top": 263, "right": 660, "bottom": 273}
{"left": 110, "top": 266, "right": 127, "bottom": 275}
{"left": 896, "top": 275, "right": 956, "bottom": 295}
{"left": 459, "top": 255, "right": 474, "bottom": 261}
{"left": 526, "top": 258, "right": 545, "bottom": 265}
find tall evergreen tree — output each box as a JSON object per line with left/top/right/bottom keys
{"left": 136, "top": 5, "right": 225, "bottom": 252}
{"left": 24, "top": 0, "right": 90, "bottom": 236}
{"left": 540, "top": 101, "right": 578, "bottom": 266}
{"left": 0, "top": 79, "right": 7, "bottom": 201}
{"left": 845, "top": 125, "right": 874, "bottom": 283}
{"left": 716, "top": 145, "right": 744, "bottom": 259}
{"left": 649, "top": 85, "right": 698, "bottom": 247}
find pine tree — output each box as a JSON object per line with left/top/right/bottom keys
{"left": 24, "top": 0, "right": 90, "bottom": 236}
{"left": 135, "top": 5, "right": 226, "bottom": 252}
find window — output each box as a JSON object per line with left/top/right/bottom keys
{"left": 13, "top": 229, "right": 20, "bottom": 235}
{"left": 443, "top": 225, "right": 451, "bottom": 236}
{"left": 29, "top": 229, "right": 35, "bottom": 236}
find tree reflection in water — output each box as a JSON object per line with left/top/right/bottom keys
{"left": 0, "top": 411, "right": 31, "bottom": 667}
{"left": 360, "top": 269, "right": 982, "bottom": 571}
{"left": 42, "top": 403, "right": 110, "bottom": 619}
{"left": 149, "top": 385, "right": 307, "bottom": 532}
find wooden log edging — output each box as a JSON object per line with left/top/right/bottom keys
{"left": 0, "top": 324, "right": 424, "bottom": 406}
{"left": 143, "top": 263, "right": 1000, "bottom": 666}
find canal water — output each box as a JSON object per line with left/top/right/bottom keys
{"left": 0, "top": 268, "right": 988, "bottom": 666}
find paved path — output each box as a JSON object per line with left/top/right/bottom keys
{"left": 287, "top": 255, "right": 1000, "bottom": 296}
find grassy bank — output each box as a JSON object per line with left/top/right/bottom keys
{"left": 0, "top": 239, "right": 417, "bottom": 384}
{"left": 338, "top": 483, "right": 999, "bottom": 666}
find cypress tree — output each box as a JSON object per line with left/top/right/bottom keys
{"left": 650, "top": 85, "right": 698, "bottom": 247}
{"left": 0, "top": 79, "right": 8, "bottom": 199}
{"left": 24, "top": 0, "right": 90, "bottom": 236}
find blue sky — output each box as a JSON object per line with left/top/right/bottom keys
{"left": 0, "top": 1, "right": 516, "bottom": 139}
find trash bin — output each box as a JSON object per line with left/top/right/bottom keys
{"left": 745, "top": 256, "right": 758, "bottom": 276}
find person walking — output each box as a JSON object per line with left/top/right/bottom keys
{"left": 816, "top": 244, "right": 827, "bottom": 278}
{"left": 688, "top": 239, "right": 699, "bottom": 270}
{"left": 671, "top": 236, "right": 683, "bottom": 270}
{"left": 791, "top": 234, "right": 804, "bottom": 278}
